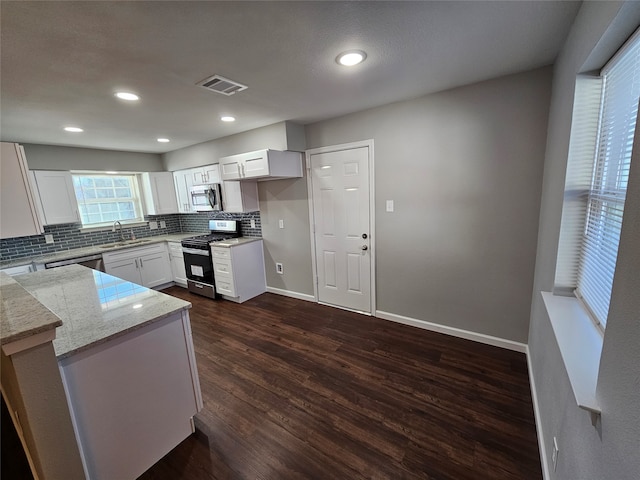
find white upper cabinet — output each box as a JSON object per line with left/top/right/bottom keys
{"left": 194, "top": 165, "right": 220, "bottom": 185}
{"left": 219, "top": 149, "right": 302, "bottom": 181}
{"left": 142, "top": 172, "right": 179, "bottom": 215}
{"left": 32, "top": 170, "right": 80, "bottom": 225}
{"left": 173, "top": 164, "right": 256, "bottom": 213}
{"left": 173, "top": 165, "right": 221, "bottom": 213}
{"left": 173, "top": 169, "right": 197, "bottom": 213}
{"left": 187, "top": 164, "right": 220, "bottom": 185}
{"left": 222, "top": 181, "right": 259, "bottom": 213}
{"left": 1, "top": 142, "right": 44, "bottom": 238}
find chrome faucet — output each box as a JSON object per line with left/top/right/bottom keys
{"left": 113, "top": 221, "right": 124, "bottom": 241}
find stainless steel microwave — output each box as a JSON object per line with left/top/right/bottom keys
{"left": 190, "top": 184, "right": 222, "bottom": 211}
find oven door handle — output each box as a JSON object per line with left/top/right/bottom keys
{"left": 182, "top": 247, "right": 211, "bottom": 256}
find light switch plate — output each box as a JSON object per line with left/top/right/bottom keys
{"left": 44, "top": 234, "right": 54, "bottom": 244}
{"left": 149, "top": 221, "right": 158, "bottom": 230}
{"left": 160, "top": 220, "right": 166, "bottom": 228}
{"left": 386, "top": 200, "right": 394, "bottom": 212}
{"left": 279, "top": 219, "right": 284, "bottom": 229}
{"left": 250, "top": 219, "right": 256, "bottom": 228}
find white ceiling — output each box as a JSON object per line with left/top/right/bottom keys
{"left": 0, "top": 1, "right": 581, "bottom": 154}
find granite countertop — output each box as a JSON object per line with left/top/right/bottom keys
{"left": 0, "top": 232, "right": 202, "bottom": 270}
{"left": 0, "top": 272, "right": 62, "bottom": 346}
{"left": 211, "top": 237, "right": 262, "bottom": 248}
{"left": 8, "top": 265, "right": 191, "bottom": 359}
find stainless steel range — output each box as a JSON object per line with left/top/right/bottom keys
{"left": 181, "top": 220, "right": 240, "bottom": 298}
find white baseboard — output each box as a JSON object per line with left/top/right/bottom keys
{"left": 374, "top": 310, "right": 527, "bottom": 353}
{"left": 266, "top": 286, "right": 316, "bottom": 303}
{"left": 526, "top": 346, "right": 550, "bottom": 480}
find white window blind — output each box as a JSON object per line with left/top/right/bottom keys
{"left": 575, "top": 29, "right": 640, "bottom": 327}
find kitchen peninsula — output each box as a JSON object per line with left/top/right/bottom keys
{"left": 0, "top": 265, "right": 202, "bottom": 480}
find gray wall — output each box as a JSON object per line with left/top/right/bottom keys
{"left": 22, "top": 144, "right": 163, "bottom": 171}
{"left": 162, "top": 121, "right": 305, "bottom": 171}
{"left": 258, "top": 175, "right": 314, "bottom": 295}
{"left": 528, "top": 1, "right": 640, "bottom": 478}
{"left": 304, "top": 67, "right": 552, "bottom": 343}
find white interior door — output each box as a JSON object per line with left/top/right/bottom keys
{"left": 309, "top": 144, "right": 372, "bottom": 313}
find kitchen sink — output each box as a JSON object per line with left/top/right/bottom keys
{"left": 99, "top": 239, "right": 153, "bottom": 249}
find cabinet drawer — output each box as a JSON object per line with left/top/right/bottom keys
{"left": 212, "top": 259, "right": 233, "bottom": 277}
{"left": 211, "top": 247, "right": 231, "bottom": 260}
{"left": 215, "top": 278, "right": 236, "bottom": 297}
{"left": 167, "top": 242, "right": 183, "bottom": 256}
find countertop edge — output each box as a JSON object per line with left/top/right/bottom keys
{"left": 211, "top": 237, "right": 263, "bottom": 248}
{"left": 1, "top": 232, "right": 203, "bottom": 269}
{"left": 0, "top": 274, "right": 63, "bottom": 346}
{"left": 55, "top": 303, "right": 191, "bottom": 360}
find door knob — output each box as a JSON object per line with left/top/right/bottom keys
{"left": 362, "top": 233, "right": 368, "bottom": 239}
{"left": 361, "top": 245, "right": 368, "bottom": 251}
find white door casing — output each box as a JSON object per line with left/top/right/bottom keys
{"left": 307, "top": 141, "right": 374, "bottom": 314}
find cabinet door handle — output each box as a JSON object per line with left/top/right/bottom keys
{"left": 135, "top": 259, "right": 139, "bottom": 268}
{"left": 140, "top": 258, "right": 144, "bottom": 268}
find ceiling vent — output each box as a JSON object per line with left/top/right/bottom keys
{"left": 196, "top": 74, "right": 248, "bottom": 96}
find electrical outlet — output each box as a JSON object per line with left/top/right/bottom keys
{"left": 160, "top": 220, "right": 166, "bottom": 228}
{"left": 276, "top": 263, "right": 283, "bottom": 274}
{"left": 279, "top": 219, "right": 284, "bottom": 229}
{"left": 250, "top": 219, "right": 256, "bottom": 228}
{"left": 552, "top": 437, "right": 559, "bottom": 472}
{"left": 149, "top": 221, "right": 158, "bottom": 230}
{"left": 44, "top": 234, "right": 54, "bottom": 244}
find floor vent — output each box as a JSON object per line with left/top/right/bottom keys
{"left": 196, "top": 75, "right": 248, "bottom": 96}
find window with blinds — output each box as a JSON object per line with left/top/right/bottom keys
{"left": 557, "top": 29, "right": 639, "bottom": 329}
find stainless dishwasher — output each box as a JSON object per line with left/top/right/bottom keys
{"left": 44, "top": 253, "right": 105, "bottom": 272}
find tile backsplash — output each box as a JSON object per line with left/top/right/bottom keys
{"left": 178, "top": 211, "right": 262, "bottom": 237}
{"left": 0, "top": 211, "right": 262, "bottom": 262}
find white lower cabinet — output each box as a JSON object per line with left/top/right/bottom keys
{"left": 168, "top": 241, "right": 187, "bottom": 287}
{"left": 103, "top": 243, "right": 172, "bottom": 288}
{"left": 211, "top": 239, "right": 266, "bottom": 303}
{"left": 59, "top": 310, "right": 201, "bottom": 480}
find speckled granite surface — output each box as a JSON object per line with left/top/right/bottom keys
{"left": 0, "top": 233, "right": 201, "bottom": 270}
{"left": 211, "top": 237, "right": 263, "bottom": 248}
{"left": 10, "top": 265, "right": 191, "bottom": 359}
{"left": 0, "top": 272, "right": 62, "bottom": 345}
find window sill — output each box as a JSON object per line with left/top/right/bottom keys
{"left": 79, "top": 221, "right": 148, "bottom": 233}
{"left": 541, "top": 291, "right": 603, "bottom": 415}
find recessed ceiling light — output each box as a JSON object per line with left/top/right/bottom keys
{"left": 221, "top": 116, "right": 236, "bottom": 122}
{"left": 64, "top": 126, "right": 84, "bottom": 133}
{"left": 115, "top": 92, "right": 140, "bottom": 101}
{"left": 157, "top": 138, "right": 170, "bottom": 143}
{"left": 336, "top": 50, "right": 367, "bottom": 66}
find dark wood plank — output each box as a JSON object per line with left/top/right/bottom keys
{"left": 139, "top": 288, "right": 542, "bottom": 480}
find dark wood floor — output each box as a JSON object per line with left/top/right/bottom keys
{"left": 139, "top": 288, "right": 542, "bottom": 480}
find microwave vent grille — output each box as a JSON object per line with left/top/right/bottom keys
{"left": 196, "top": 74, "right": 248, "bottom": 96}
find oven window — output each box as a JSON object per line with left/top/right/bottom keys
{"left": 183, "top": 252, "right": 214, "bottom": 283}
